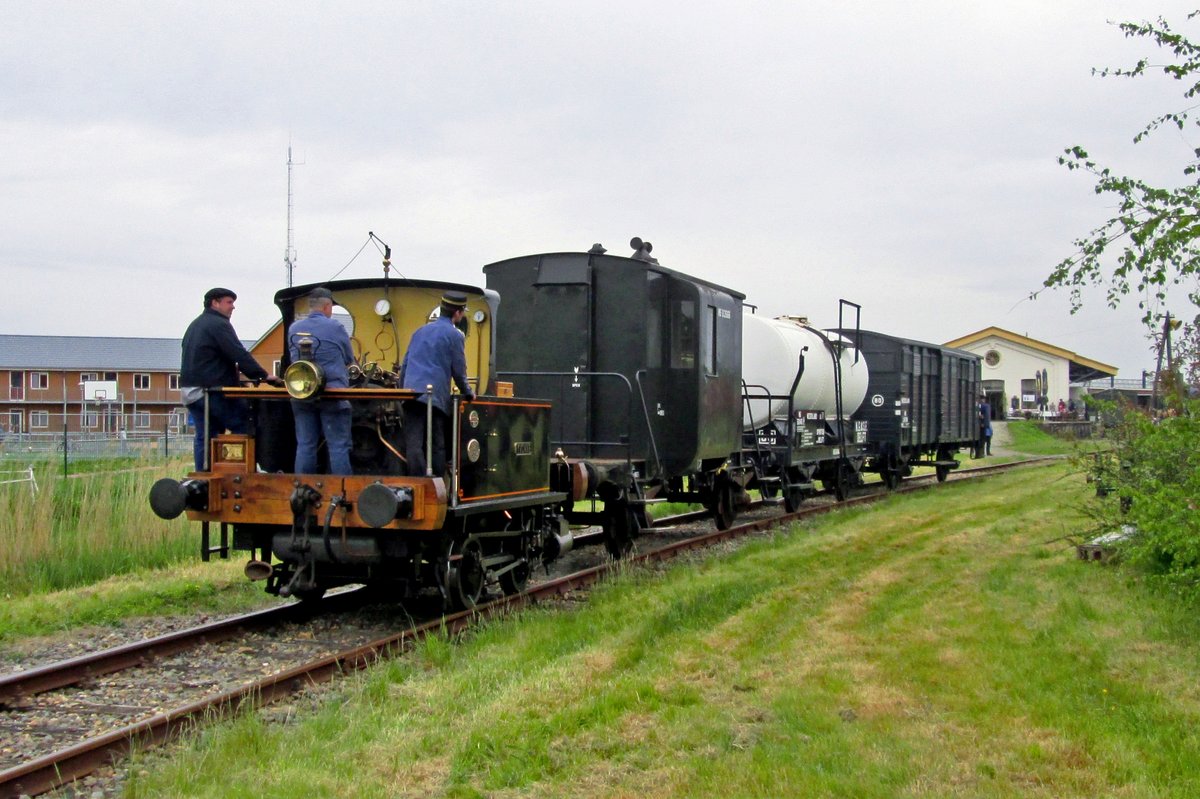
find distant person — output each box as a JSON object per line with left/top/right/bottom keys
{"left": 400, "top": 291, "right": 475, "bottom": 476}
{"left": 288, "top": 288, "right": 356, "bottom": 474}
{"left": 180, "top": 287, "right": 282, "bottom": 471}
{"left": 1068, "top": 398, "right": 1076, "bottom": 417}
{"left": 1057, "top": 398, "right": 1066, "bottom": 417}
{"left": 977, "top": 394, "right": 992, "bottom": 457}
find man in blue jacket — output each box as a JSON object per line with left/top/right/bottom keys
{"left": 400, "top": 291, "right": 476, "bottom": 476}
{"left": 180, "top": 287, "right": 281, "bottom": 471}
{"left": 288, "top": 288, "right": 357, "bottom": 474}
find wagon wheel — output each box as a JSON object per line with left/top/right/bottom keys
{"left": 883, "top": 467, "right": 900, "bottom": 490}
{"left": 782, "top": 473, "right": 805, "bottom": 513}
{"left": 446, "top": 536, "right": 486, "bottom": 610}
{"left": 833, "top": 461, "right": 852, "bottom": 502}
{"left": 602, "top": 500, "right": 639, "bottom": 559}
{"left": 712, "top": 479, "right": 737, "bottom": 531}
{"left": 935, "top": 464, "right": 950, "bottom": 483}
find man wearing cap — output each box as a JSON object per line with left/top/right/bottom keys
{"left": 180, "top": 287, "right": 282, "bottom": 471}
{"left": 400, "top": 291, "right": 476, "bottom": 476}
{"left": 288, "top": 288, "right": 356, "bottom": 474}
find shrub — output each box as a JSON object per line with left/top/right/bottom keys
{"left": 1090, "top": 400, "right": 1200, "bottom": 597}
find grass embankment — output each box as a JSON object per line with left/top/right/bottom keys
{"left": 126, "top": 463, "right": 1200, "bottom": 798}
{"left": 1004, "top": 419, "right": 1097, "bottom": 457}
{"left": 0, "top": 458, "right": 272, "bottom": 642}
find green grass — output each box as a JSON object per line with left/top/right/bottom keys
{"left": 0, "top": 561, "right": 272, "bottom": 647}
{"left": 1005, "top": 419, "right": 1100, "bottom": 456}
{"left": 123, "top": 463, "right": 1200, "bottom": 798}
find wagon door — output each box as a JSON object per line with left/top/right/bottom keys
{"left": 529, "top": 256, "right": 593, "bottom": 454}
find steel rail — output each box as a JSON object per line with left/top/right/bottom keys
{"left": 0, "top": 455, "right": 1061, "bottom": 798}
{"left": 0, "top": 590, "right": 367, "bottom": 708}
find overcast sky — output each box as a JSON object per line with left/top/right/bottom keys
{"left": 3, "top": 1, "right": 1198, "bottom": 376}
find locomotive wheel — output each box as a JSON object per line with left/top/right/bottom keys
{"left": 713, "top": 480, "right": 737, "bottom": 531}
{"left": 293, "top": 585, "right": 327, "bottom": 603}
{"left": 447, "top": 537, "right": 486, "bottom": 609}
{"left": 935, "top": 464, "right": 950, "bottom": 483}
{"left": 499, "top": 559, "right": 530, "bottom": 595}
{"left": 602, "top": 501, "right": 639, "bottom": 559}
{"left": 883, "top": 468, "right": 900, "bottom": 490}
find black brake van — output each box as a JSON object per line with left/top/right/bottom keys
{"left": 484, "top": 242, "right": 744, "bottom": 553}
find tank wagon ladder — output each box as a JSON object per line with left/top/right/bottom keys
{"left": 825, "top": 299, "right": 863, "bottom": 500}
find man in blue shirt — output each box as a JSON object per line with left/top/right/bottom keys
{"left": 400, "top": 291, "right": 476, "bottom": 476}
{"left": 288, "top": 288, "right": 357, "bottom": 474}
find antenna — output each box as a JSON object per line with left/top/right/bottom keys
{"left": 284, "top": 144, "right": 305, "bottom": 286}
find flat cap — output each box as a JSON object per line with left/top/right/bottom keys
{"left": 308, "top": 287, "right": 333, "bottom": 300}
{"left": 441, "top": 291, "right": 468, "bottom": 307}
{"left": 204, "top": 287, "right": 237, "bottom": 303}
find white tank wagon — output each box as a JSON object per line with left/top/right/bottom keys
{"left": 741, "top": 314, "right": 870, "bottom": 429}
{"left": 726, "top": 304, "right": 872, "bottom": 515}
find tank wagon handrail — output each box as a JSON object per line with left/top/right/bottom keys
{"left": 496, "top": 370, "right": 653, "bottom": 474}
{"left": 740, "top": 349, "right": 806, "bottom": 469}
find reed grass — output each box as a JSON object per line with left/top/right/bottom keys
{"left": 0, "top": 457, "right": 195, "bottom": 597}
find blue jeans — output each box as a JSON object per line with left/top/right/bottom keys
{"left": 292, "top": 399, "right": 353, "bottom": 474}
{"left": 188, "top": 392, "right": 249, "bottom": 472}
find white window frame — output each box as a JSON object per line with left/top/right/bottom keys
{"left": 169, "top": 373, "right": 180, "bottom": 391}
{"left": 80, "top": 372, "right": 98, "bottom": 382}
{"left": 30, "top": 372, "right": 49, "bottom": 390}
{"left": 82, "top": 411, "right": 98, "bottom": 429}
{"left": 30, "top": 410, "right": 49, "bottom": 428}
{"left": 273, "top": 359, "right": 282, "bottom": 377}
{"left": 134, "top": 373, "right": 151, "bottom": 391}
{"left": 134, "top": 411, "right": 151, "bottom": 428}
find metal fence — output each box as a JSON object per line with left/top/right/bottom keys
{"left": 0, "top": 411, "right": 191, "bottom": 463}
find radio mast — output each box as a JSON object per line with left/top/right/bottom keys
{"left": 284, "top": 145, "right": 302, "bottom": 286}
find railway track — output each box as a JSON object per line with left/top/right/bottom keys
{"left": 0, "top": 455, "right": 1059, "bottom": 798}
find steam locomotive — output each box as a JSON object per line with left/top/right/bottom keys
{"left": 150, "top": 239, "right": 980, "bottom": 607}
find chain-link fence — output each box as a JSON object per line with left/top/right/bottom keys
{"left": 0, "top": 411, "right": 191, "bottom": 464}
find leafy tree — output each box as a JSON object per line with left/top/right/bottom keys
{"left": 1045, "top": 12, "right": 1200, "bottom": 324}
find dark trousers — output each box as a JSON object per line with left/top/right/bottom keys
{"left": 188, "top": 393, "right": 249, "bottom": 472}
{"left": 292, "top": 399, "right": 353, "bottom": 474}
{"left": 403, "top": 400, "right": 448, "bottom": 477}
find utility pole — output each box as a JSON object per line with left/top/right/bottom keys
{"left": 1151, "top": 312, "right": 1183, "bottom": 410}
{"left": 285, "top": 144, "right": 303, "bottom": 287}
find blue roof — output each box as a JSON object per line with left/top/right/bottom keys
{"left": 0, "top": 335, "right": 257, "bottom": 371}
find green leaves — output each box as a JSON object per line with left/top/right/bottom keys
{"left": 1049, "top": 13, "right": 1200, "bottom": 326}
